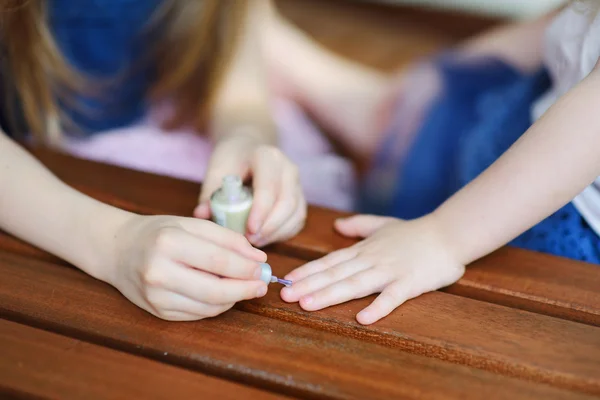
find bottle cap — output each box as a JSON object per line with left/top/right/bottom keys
{"left": 259, "top": 262, "right": 272, "bottom": 284}
{"left": 259, "top": 263, "right": 292, "bottom": 287}
{"left": 222, "top": 175, "right": 242, "bottom": 197}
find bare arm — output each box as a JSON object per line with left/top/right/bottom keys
{"left": 0, "top": 133, "right": 133, "bottom": 281}
{"left": 433, "top": 65, "right": 600, "bottom": 265}
{"left": 458, "top": 7, "right": 563, "bottom": 73}
{"left": 210, "top": 0, "right": 275, "bottom": 145}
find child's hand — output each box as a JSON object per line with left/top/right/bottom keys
{"left": 280, "top": 215, "right": 465, "bottom": 325}
{"left": 195, "top": 135, "right": 307, "bottom": 247}
{"left": 108, "top": 214, "right": 268, "bottom": 321}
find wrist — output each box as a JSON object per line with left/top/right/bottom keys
{"left": 423, "top": 211, "right": 473, "bottom": 267}
{"left": 216, "top": 125, "right": 277, "bottom": 147}
{"left": 81, "top": 202, "right": 137, "bottom": 285}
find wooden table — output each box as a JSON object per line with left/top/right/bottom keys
{"left": 1, "top": 149, "right": 600, "bottom": 400}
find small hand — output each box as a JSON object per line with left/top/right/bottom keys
{"left": 280, "top": 214, "right": 464, "bottom": 325}
{"left": 109, "top": 215, "right": 268, "bottom": 321}
{"left": 195, "top": 135, "right": 306, "bottom": 247}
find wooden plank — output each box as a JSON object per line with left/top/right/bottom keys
{"left": 444, "top": 247, "right": 600, "bottom": 327}
{"left": 15, "top": 150, "right": 600, "bottom": 327}
{"left": 0, "top": 231, "right": 66, "bottom": 266}
{"left": 0, "top": 319, "right": 287, "bottom": 400}
{"left": 0, "top": 252, "right": 589, "bottom": 400}
{"left": 237, "top": 253, "right": 600, "bottom": 396}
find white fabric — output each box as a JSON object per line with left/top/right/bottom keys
{"left": 531, "top": 0, "right": 600, "bottom": 236}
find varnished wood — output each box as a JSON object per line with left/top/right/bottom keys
{"left": 239, "top": 253, "right": 600, "bottom": 396}
{"left": 0, "top": 251, "right": 591, "bottom": 400}
{"left": 0, "top": 319, "right": 288, "bottom": 400}
{"left": 14, "top": 149, "right": 600, "bottom": 330}
{"left": 3, "top": 2, "right": 597, "bottom": 399}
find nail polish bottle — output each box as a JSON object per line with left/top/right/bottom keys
{"left": 210, "top": 175, "right": 253, "bottom": 234}
{"left": 259, "top": 263, "right": 292, "bottom": 287}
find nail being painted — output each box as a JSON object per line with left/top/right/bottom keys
{"left": 260, "top": 263, "right": 292, "bottom": 287}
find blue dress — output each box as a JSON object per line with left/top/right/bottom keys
{"left": 360, "top": 53, "right": 600, "bottom": 263}
{"left": 0, "top": 0, "right": 162, "bottom": 134}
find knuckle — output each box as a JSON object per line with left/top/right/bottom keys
{"left": 208, "top": 250, "right": 228, "bottom": 270}
{"left": 204, "top": 286, "right": 226, "bottom": 304}
{"left": 145, "top": 290, "right": 166, "bottom": 309}
{"left": 260, "top": 145, "right": 283, "bottom": 159}
{"left": 142, "top": 266, "right": 165, "bottom": 287}
{"left": 380, "top": 290, "right": 401, "bottom": 306}
{"left": 324, "top": 267, "right": 345, "bottom": 282}
{"left": 154, "top": 228, "right": 177, "bottom": 251}
{"left": 233, "top": 234, "right": 251, "bottom": 249}
{"left": 345, "top": 273, "right": 364, "bottom": 288}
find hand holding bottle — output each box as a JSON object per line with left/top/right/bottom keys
{"left": 195, "top": 135, "right": 307, "bottom": 247}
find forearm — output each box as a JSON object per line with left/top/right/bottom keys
{"left": 458, "top": 6, "right": 562, "bottom": 73}
{"left": 211, "top": 0, "right": 276, "bottom": 146}
{"left": 432, "top": 68, "right": 600, "bottom": 265}
{"left": 0, "top": 134, "right": 134, "bottom": 281}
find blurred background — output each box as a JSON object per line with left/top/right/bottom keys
{"left": 364, "top": 0, "right": 562, "bottom": 19}
{"left": 276, "top": 0, "right": 564, "bottom": 73}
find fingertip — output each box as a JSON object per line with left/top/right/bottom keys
{"left": 333, "top": 217, "right": 355, "bottom": 233}
{"left": 253, "top": 248, "right": 268, "bottom": 262}
{"left": 256, "top": 284, "right": 268, "bottom": 298}
{"left": 279, "top": 287, "right": 295, "bottom": 303}
{"left": 283, "top": 272, "right": 295, "bottom": 281}
{"left": 194, "top": 203, "right": 210, "bottom": 219}
{"left": 247, "top": 233, "right": 262, "bottom": 247}
{"left": 299, "top": 295, "right": 316, "bottom": 311}
{"left": 247, "top": 206, "right": 265, "bottom": 234}
{"left": 356, "top": 309, "right": 377, "bottom": 325}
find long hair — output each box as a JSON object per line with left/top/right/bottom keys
{"left": 0, "top": 0, "right": 246, "bottom": 145}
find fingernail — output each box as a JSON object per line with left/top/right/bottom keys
{"left": 301, "top": 295, "right": 313, "bottom": 306}
{"left": 254, "top": 266, "right": 263, "bottom": 280}
{"left": 257, "top": 286, "right": 268, "bottom": 297}
{"left": 281, "top": 286, "right": 292, "bottom": 295}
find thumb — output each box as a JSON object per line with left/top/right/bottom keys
{"left": 334, "top": 214, "right": 394, "bottom": 238}
{"left": 196, "top": 156, "right": 250, "bottom": 213}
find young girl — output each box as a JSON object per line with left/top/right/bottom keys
{"left": 0, "top": 0, "right": 308, "bottom": 320}
{"left": 281, "top": 1, "right": 600, "bottom": 325}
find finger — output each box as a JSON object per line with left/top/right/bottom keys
{"left": 284, "top": 247, "right": 359, "bottom": 281}
{"left": 253, "top": 165, "right": 301, "bottom": 243}
{"left": 175, "top": 219, "right": 266, "bottom": 262}
{"left": 297, "top": 269, "right": 389, "bottom": 311}
{"left": 267, "top": 195, "right": 307, "bottom": 244}
{"left": 150, "top": 310, "right": 201, "bottom": 322}
{"left": 158, "top": 228, "right": 263, "bottom": 279}
{"left": 281, "top": 258, "right": 370, "bottom": 303}
{"left": 193, "top": 203, "right": 211, "bottom": 219}
{"left": 356, "top": 279, "right": 417, "bottom": 325}
{"left": 254, "top": 189, "right": 305, "bottom": 247}
{"left": 146, "top": 258, "right": 268, "bottom": 305}
{"left": 147, "top": 289, "right": 234, "bottom": 319}
{"left": 334, "top": 215, "right": 395, "bottom": 238}
{"left": 247, "top": 148, "right": 284, "bottom": 234}
{"left": 198, "top": 152, "right": 249, "bottom": 206}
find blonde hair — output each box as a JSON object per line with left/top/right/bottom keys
{"left": 0, "top": 0, "right": 246, "bottom": 145}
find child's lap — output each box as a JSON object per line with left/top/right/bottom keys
{"left": 361, "top": 54, "right": 600, "bottom": 263}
